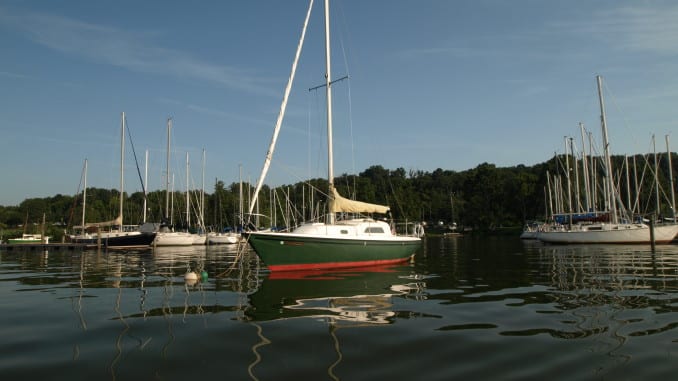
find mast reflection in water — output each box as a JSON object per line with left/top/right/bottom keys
{"left": 1, "top": 237, "right": 678, "bottom": 380}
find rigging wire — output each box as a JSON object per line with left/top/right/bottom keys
{"left": 336, "top": 13, "right": 357, "bottom": 196}
{"left": 123, "top": 115, "right": 149, "bottom": 224}
{"left": 66, "top": 159, "right": 87, "bottom": 229}
{"left": 123, "top": 115, "right": 147, "bottom": 196}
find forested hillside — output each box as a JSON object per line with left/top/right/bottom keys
{"left": 1, "top": 153, "right": 676, "bottom": 240}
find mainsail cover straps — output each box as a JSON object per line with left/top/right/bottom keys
{"left": 329, "top": 187, "right": 390, "bottom": 214}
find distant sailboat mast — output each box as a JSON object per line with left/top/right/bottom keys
{"left": 596, "top": 75, "right": 618, "bottom": 224}
{"left": 239, "top": 164, "right": 243, "bottom": 229}
{"left": 201, "top": 148, "right": 206, "bottom": 231}
{"left": 143, "top": 149, "right": 148, "bottom": 223}
{"left": 165, "top": 118, "right": 172, "bottom": 224}
{"left": 667, "top": 135, "right": 676, "bottom": 222}
{"left": 653, "top": 134, "right": 660, "bottom": 219}
{"left": 579, "top": 122, "right": 591, "bottom": 212}
{"left": 81, "top": 159, "right": 88, "bottom": 233}
{"left": 186, "top": 151, "right": 190, "bottom": 230}
{"left": 120, "top": 112, "right": 125, "bottom": 232}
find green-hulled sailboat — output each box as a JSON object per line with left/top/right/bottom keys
{"left": 242, "top": 0, "right": 422, "bottom": 271}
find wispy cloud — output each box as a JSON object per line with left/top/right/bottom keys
{"left": 398, "top": 45, "right": 488, "bottom": 59}
{"left": 400, "top": 3, "right": 678, "bottom": 60}
{"left": 600, "top": 6, "right": 678, "bottom": 54}
{"left": 560, "top": 4, "right": 678, "bottom": 55}
{"left": 0, "top": 6, "right": 279, "bottom": 96}
{"left": 156, "top": 97, "right": 273, "bottom": 128}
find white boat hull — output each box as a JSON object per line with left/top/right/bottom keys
{"left": 208, "top": 232, "right": 239, "bottom": 244}
{"left": 192, "top": 234, "right": 207, "bottom": 245}
{"left": 519, "top": 230, "right": 538, "bottom": 240}
{"left": 154, "top": 231, "right": 195, "bottom": 246}
{"left": 537, "top": 223, "right": 678, "bottom": 244}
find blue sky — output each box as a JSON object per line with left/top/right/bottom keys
{"left": 1, "top": 0, "right": 677, "bottom": 206}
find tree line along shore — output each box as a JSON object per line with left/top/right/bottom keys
{"left": 1, "top": 153, "right": 676, "bottom": 241}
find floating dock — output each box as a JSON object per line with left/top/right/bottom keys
{"left": 0, "top": 243, "right": 99, "bottom": 251}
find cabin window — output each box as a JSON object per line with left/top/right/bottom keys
{"left": 364, "top": 227, "right": 385, "bottom": 234}
{"left": 340, "top": 230, "right": 349, "bottom": 234}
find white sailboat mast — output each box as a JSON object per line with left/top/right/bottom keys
{"left": 186, "top": 151, "right": 190, "bottom": 229}
{"left": 324, "top": 0, "right": 335, "bottom": 224}
{"left": 82, "top": 159, "right": 87, "bottom": 232}
{"left": 653, "top": 134, "right": 660, "bottom": 217}
{"left": 166, "top": 118, "right": 171, "bottom": 221}
{"left": 143, "top": 149, "right": 148, "bottom": 223}
{"left": 546, "top": 170, "right": 553, "bottom": 219}
{"left": 667, "top": 135, "right": 676, "bottom": 222}
{"left": 201, "top": 148, "right": 206, "bottom": 230}
{"left": 324, "top": 0, "right": 334, "bottom": 188}
{"left": 247, "top": 0, "right": 314, "bottom": 219}
{"left": 120, "top": 112, "right": 125, "bottom": 231}
{"left": 239, "top": 164, "right": 244, "bottom": 228}
{"left": 632, "top": 155, "right": 640, "bottom": 214}
{"left": 579, "top": 123, "right": 591, "bottom": 212}
{"left": 596, "top": 75, "right": 618, "bottom": 224}
{"left": 625, "top": 155, "right": 632, "bottom": 214}
{"left": 564, "top": 136, "right": 572, "bottom": 216}
{"left": 571, "top": 137, "right": 581, "bottom": 213}
{"left": 589, "top": 131, "right": 598, "bottom": 211}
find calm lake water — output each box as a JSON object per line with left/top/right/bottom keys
{"left": 2, "top": 236, "right": 678, "bottom": 380}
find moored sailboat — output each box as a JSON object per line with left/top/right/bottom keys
{"left": 8, "top": 234, "right": 50, "bottom": 244}
{"left": 242, "top": 0, "right": 421, "bottom": 271}
{"left": 153, "top": 118, "right": 195, "bottom": 247}
{"left": 538, "top": 76, "right": 678, "bottom": 244}
{"left": 208, "top": 231, "right": 240, "bottom": 244}
{"left": 69, "top": 114, "right": 156, "bottom": 248}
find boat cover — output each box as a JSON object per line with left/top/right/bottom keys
{"left": 329, "top": 187, "right": 390, "bottom": 214}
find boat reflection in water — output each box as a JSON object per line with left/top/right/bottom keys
{"left": 525, "top": 243, "right": 678, "bottom": 373}
{"left": 245, "top": 265, "right": 426, "bottom": 379}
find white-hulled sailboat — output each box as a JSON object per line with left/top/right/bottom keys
{"left": 538, "top": 76, "right": 678, "bottom": 244}
{"left": 154, "top": 118, "right": 195, "bottom": 246}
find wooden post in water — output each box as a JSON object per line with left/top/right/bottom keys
{"left": 41, "top": 213, "right": 46, "bottom": 244}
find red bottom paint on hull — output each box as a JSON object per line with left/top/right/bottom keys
{"left": 266, "top": 256, "right": 414, "bottom": 272}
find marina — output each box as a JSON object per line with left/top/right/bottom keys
{"left": 2, "top": 236, "right": 678, "bottom": 379}
{"left": 2, "top": 1, "right": 678, "bottom": 379}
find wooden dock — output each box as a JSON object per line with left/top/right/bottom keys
{"left": 0, "top": 243, "right": 99, "bottom": 251}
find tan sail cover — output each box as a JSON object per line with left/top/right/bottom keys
{"left": 74, "top": 215, "right": 123, "bottom": 229}
{"left": 330, "top": 187, "right": 390, "bottom": 214}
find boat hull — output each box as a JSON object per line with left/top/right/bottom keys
{"left": 537, "top": 223, "right": 678, "bottom": 244}
{"left": 519, "top": 230, "right": 538, "bottom": 240}
{"left": 243, "top": 231, "right": 421, "bottom": 271}
{"left": 192, "top": 234, "right": 207, "bottom": 245}
{"left": 154, "top": 231, "right": 195, "bottom": 246}
{"left": 7, "top": 234, "right": 50, "bottom": 244}
{"left": 71, "top": 231, "right": 156, "bottom": 248}
{"left": 7, "top": 239, "right": 43, "bottom": 244}
{"left": 208, "top": 233, "right": 239, "bottom": 244}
